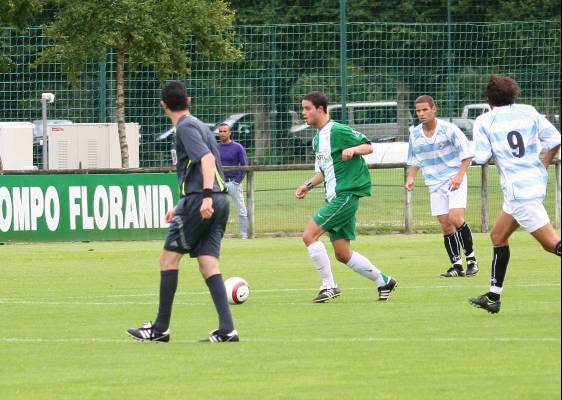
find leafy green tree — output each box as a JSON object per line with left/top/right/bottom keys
{"left": 38, "top": 0, "right": 241, "bottom": 167}
{"left": 229, "top": 0, "right": 559, "bottom": 136}
{"left": 1, "top": 0, "right": 43, "bottom": 72}
{"left": 0, "top": 1, "right": 42, "bottom": 28}
{"left": 483, "top": 0, "right": 561, "bottom": 21}
{"left": 230, "top": 0, "right": 560, "bottom": 24}
{"left": 0, "top": 0, "right": 43, "bottom": 170}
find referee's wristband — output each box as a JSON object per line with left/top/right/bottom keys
{"left": 304, "top": 180, "right": 314, "bottom": 190}
{"left": 202, "top": 188, "right": 213, "bottom": 198}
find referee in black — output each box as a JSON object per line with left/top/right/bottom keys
{"left": 127, "top": 81, "right": 238, "bottom": 343}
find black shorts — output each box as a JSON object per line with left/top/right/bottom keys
{"left": 164, "top": 193, "right": 229, "bottom": 258}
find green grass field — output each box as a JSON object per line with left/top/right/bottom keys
{"left": 0, "top": 233, "right": 560, "bottom": 399}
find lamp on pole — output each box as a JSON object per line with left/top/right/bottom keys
{"left": 40, "top": 92, "right": 55, "bottom": 170}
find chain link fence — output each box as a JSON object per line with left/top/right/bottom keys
{"left": 1, "top": 20, "right": 559, "bottom": 166}
{"left": 1, "top": 20, "right": 560, "bottom": 234}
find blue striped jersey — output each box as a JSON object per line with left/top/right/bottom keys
{"left": 473, "top": 104, "right": 561, "bottom": 201}
{"left": 407, "top": 118, "right": 473, "bottom": 192}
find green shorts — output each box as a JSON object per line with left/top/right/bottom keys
{"left": 312, "top": 194, "right": 359, "bottom": 241}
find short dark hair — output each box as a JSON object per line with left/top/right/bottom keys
{"left": 161, "top": 81, "right": 189, "bottom": 111}
{"left": 302, "top": 91, "right": 328, "bottom": 113}
{"left": 218, "top": 123, "right": 231, "bottom": 130}
{"left": 485, "top": 75, "right": 520, "bottom": 106}
{"left": 415, "top": 95, "right": 435, "bottom": 107}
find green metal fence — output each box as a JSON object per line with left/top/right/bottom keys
{"left": 1, "top": 20, "right": 560, "bottom": 236}
{"left": 1, "top": 20, "right": 560, "bottom": 167}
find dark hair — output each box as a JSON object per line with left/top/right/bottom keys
{"left": 302, "top": 91, "right": 328, "bottom": 113}
{"left": 161, "top": 81, "right": 189, "bottom": 111}
{"left": 218, "top": 123, "right": 231, "bottom": 130}
{"left": 415, "top": 95, "right": 435, "bottom": 107}
{"left": 485, "top": 75, "right": 520, "bottom": 106}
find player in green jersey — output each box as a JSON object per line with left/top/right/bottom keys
{"left": 295, "top": 91, "right": 398, "bottom": 303}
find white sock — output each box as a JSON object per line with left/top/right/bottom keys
{"left": 489, "top": 286, "right": 503, "bottom": 295}
{"left": 346, "top": 251, "right": 387, "bottom": 287}
{"left": 307, "top": 241, "right": 336, "bottom": 289}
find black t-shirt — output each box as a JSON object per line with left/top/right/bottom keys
{"left": 175, "top": 114, "right": 227, "bottom": 196}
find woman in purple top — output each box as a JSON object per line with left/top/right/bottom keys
{"left": 218, "top": 123, "right": 249, "bottom": 239}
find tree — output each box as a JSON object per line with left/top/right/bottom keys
{"left": 230, "top": 0, "right": 560, "bottom": 24}
{"left": 38, "top": 0, "right": 241, "bottom": 167}
{"left": 229, "top": 0, "right": 560, "bottom": 137}
{"left": 0, "top": 1, "right": 42, "bottom": 28}
{"left": 1, "top": 1, "right": 43, "bottom": 72}
{"left": 0, "top": 1, "right": 43, "bottom": 169}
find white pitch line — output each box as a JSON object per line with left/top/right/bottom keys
{"left": 0, "top": 300, "right": 559, "bottom": 307}
{"left": 0, "top": 336, "right": 559, "bottom": 344}
{"left": 0, "top": 300, "right": 208, "bottom": 306}
{"left": 0, "top": 299, "right": 358, "bottom": 307}
{"left": 3, "top": 282, "right": 559, "bottom": 302}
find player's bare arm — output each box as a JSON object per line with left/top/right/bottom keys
{"left": 405, "top": 165, "right": 418, "bottom": 191}
{"left": 164, "top": 208, "right": 176, "bottom": 223}
{"left": 200, "top": 152, "right": 216, "bottom": 219}
{"left": 542, "top": 145, "right": 561, "bottom": 169}
{"left": 449, "top": 157, "right": 472, "bottom": 191}
{"left": 342, "top": 143, "right": 373, "bottom": 161}
{"left": 295, "top": 172, "right": 324, "bottom": 199}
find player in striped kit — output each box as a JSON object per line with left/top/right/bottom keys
{"left": 295, "top": 91, "right": 398, "bottom": 303}
{"left": 406, "top": 95, "right": 479, "bottom": 278}
{"left": 469, "top": 75, "right": 561, "bottom": 314}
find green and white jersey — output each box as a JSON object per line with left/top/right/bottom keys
{"left": 312, "top": 120, "right": 371, "bottom": 201}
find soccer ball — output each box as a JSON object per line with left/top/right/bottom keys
{"left": 224, "top": 277, "right": 250, "bottom": 305}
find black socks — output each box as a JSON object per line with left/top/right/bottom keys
{"left": 457, "top": 223, "right": 475, "bottom": 259}
{"left": 206, "top": 274, "right": 235, "bottom": 335}
{"left": 152, "top": 271, "right": 235, "bottom": 336}
{"left": 153, "top": 269, "right": 179, "bottom": 332}
{"left": 444, "top": 232, "right": 462, "bottom": 265}
{"left": 491, "top": 245, "right": 510, "bottom": 292}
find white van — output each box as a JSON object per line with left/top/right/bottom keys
{"left": 461, "top": 103, "right": 491, "bottom": 119}
{"left": 291, "top": 101, "right": 412, "bottom": 144}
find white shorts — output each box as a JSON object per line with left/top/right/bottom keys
{"left": 502, "top": 198, "right": 550, "bottom": 233}
{"left": 429, "top": 176, "right": 468, "bottom": 216}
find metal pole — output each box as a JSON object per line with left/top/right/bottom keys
{"left": 41, "top": 98, "right": 49, "bottom": 170}
{"left": 270, "top": 25, "right": 277, "bottom": 159}
{"left": 404, "top": 167, "right": 412, "bottom": 234}
{"left": 446, "top": 0, "right": 453, "bottom": 120}
{"left": 339, "top": 0, "right": 348, "bottom": 124}
{"left": 247, "top": 170, "right": 256, "bottom": 238}
{"left": 98, "top": 60, "right": 107, "bottom": 123}
{"left": 555, "top": 161, "right": 561, "bottom": 229}
{"left": 480, "top": 164, "right": 489, "bottom": 233}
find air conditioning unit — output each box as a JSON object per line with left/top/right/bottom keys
{"left": 48, "top": 123, "right": 140, "bottom": 169}
{"left": 0, "top": 122, "right": 34, "bottom": 170}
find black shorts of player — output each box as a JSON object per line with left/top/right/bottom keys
{"left": 164, "top": 193, "right": 229, "bottom": 258}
